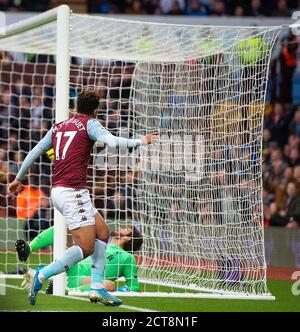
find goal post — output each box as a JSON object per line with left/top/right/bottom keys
{"left": 0, "top": 6, "right": 288, "bottom": 300}
{"left": 53, "top": 4, "right": 70, "bottom": 297}
{"left": 0, "top": 5, "right": 70, "bottom": 296}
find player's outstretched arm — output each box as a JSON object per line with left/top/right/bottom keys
{"left": 7, "top": 129, "right": 52, "bottom": 197}
{"left": 87, "top": 119, "right": 158, "bottom": 149}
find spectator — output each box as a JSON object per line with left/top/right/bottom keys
{"left": 289, "top": 109, "right": 300, "bottom": 138}
{"left": 125, "top": 0, "right": 148, "bottom": 14}
{"left": 272, "top": 0, "right": 291, "bottom": 16}
{"left": 262, "top": 128, "right": 272, "bottom": 158}
{"left": 168, "top": 0, "right": 185, "bottom": 14}
{"left": 9, "top": 151, "right": 24, "bottom": 177}
{"left": 0, "top": 51, "right": 13, "bottom": 63}
{"left": 187, "top": 0, "right": 209, "bottom": 15}
{"left": 96, "top": 78, "right": 108, "bottom": 100}
{"left": 274, "top": 166, "right": 294, "bottom": 208}
{"left": 44, "top": 74, "right": 55, "bottom": 109}
{"left": 234, "top": 5, "right": 245, "bottom": 17}
{"left": 0, "top": 148, "right": 8, "bottom": 217}
{"left": 143, "top": 0, "right": 162, "bottom": 14}
{"left": 0, "top": 89, "right": 10, "bottom": 141}
{"left": 247, "top": 0, "right": 266, "bottom": 16}
{"left": 269, "top": 181, "right": 300, "bottom": 227}
{"left": 19, "top": 96, "right": 31, "bottom": 153}
{"left": 160, "top": 0, "right": 185, "bottom": 14}
{"left": 87, "top": 0, "right": 111, "bottom": 13}
{"left": 293, "top": 165, "right": 300, "bottom": 187}
{"left": 287, "top": 147, "right": 300, "bottom": 167}
{"left": 265, "top": 102, "right": 293, "bottom": 148}
{"left": 11, "top": 78, "right": 31, "bottom": 107}
{"left": 7, "top": 132, "right": 18, "bottom": 160}
{"left": 153, "top": 4, "right": 163, "bottom": 14}
{"left": 211, "top": 0, "right": 227, "bottom": 16}
{"left": 287, "top": 134, "right": 299, "bottom": 150}
{"left": 31, "top": 96, "right": 44, "bottom": 129}
{"left": 279, "top": 30, "right": 298, "bottom": 105}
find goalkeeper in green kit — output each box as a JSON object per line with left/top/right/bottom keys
{"left": 16, "top": 210, "right": 142, "bottom": 293}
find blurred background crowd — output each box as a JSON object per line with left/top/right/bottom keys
{"left": 1, "top": 0, "right": 300, "bottom": 17}
{"left": 0, "top": 1, "right": 300, "bottom": 240}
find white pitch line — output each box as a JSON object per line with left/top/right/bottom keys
{"left": 66, "top": 294, "right": 158, "bottom": 312}
{"left": 4, "top": 284, "right": 159, "bottom": 313}
{"left": 0, "top": 310, "right": 66, "bottom": 312}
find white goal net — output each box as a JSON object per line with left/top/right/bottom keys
{"left": 0, "top": 7, "right": 282, "bottom": 299}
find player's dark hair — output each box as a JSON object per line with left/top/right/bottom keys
{"left": 77, "top": 90, "right": 99, "bottom": 115}
{"left": 123, "top": 227, "right": 143, "bottom": 253}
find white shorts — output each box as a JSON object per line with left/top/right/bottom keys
{"left": 51, "top": 187, "right": 96, "bottom": 230}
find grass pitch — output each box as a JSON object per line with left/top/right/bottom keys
{"left": 0, "top": 278, "right": 299, "bottom": 312}
{"left": 1, "top": 248, "right": 299, "bottom": 312}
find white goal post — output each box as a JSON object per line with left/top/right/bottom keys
{"left": 0, "top": 5, "right": 290, "bottom": 300}
{"left": 0, "top": 5, "right": 70, "bottom": 297}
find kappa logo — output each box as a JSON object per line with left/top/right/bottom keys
{"left": 75, "top": 193, "right": 82, "bottom": 199}
{"left": 78, "top": 208, "right": 86, "bottom": 214}
{"left": 81, "top": 215, "right": 87, "bottom": 222}
{"left": 77, "top": 200, "right": 84, "bottom": 206}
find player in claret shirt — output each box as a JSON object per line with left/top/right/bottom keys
{"left": 8, "top": 89, "right": 158, "bottom": 306}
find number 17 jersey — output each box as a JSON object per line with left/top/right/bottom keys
{"left": 52, "top": 114, "right": 94, "bottom": 189}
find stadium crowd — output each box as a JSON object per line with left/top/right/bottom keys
{"left": 0, "top": 0, "right": 300, "bottom": 17}
{"left": 0, "top": 8, "right": 300, "bottom": 239}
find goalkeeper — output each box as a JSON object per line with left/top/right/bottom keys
{"left": 16, "top": 210, "right": 142, "bottom": 292}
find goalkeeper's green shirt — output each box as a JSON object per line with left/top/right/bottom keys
{"left": 67, "top": 244, "right": 140, "bottom": 292}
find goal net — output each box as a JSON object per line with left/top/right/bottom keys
{"left": 0, "top": 6, "right": 281, "bottom": 299}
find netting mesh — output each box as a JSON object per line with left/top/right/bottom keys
{"left": 132, "top": 60, "right": 270, "bottom": 294}
{"left": 0, "top": 14, "right": 281, "bottom": 296}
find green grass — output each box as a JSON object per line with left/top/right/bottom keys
{"left": 0, "top": 252, "right": 53, "bottom": 274}
{"left": 0, "top": 278, "right": 299, "bottom": 312}
{"left": 0, "top": 280, "right": 131, "bottom": 312}
{"left": 1, "top": 242, "right": 300, "bottom": 312}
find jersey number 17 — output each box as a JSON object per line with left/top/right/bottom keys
{"left": 55, "top": 131, "right": 77, "bottom": 160}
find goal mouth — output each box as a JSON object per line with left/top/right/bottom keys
{"left": 0, "top": 5, "right": 284, "bottom": 300}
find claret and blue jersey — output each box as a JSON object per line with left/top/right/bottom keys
{"left": 16, "top": 114, "right": 144, "bottom": 184}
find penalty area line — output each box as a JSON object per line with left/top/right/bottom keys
{"left": 4, "top": 284, "right": 159, "bottom": 313}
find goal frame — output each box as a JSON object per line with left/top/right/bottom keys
{"left": 1, "top": 5, "right": 286, "bottom": 300}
